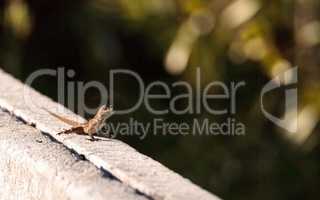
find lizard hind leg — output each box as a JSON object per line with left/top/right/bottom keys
{"left": 57, "top": 126, "right": 83, "bottom": 135}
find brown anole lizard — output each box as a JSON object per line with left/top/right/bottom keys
{"left": 44, "top": 105, "right": 114, "bottom": 141}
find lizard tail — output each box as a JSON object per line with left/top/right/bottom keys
{"left": 42, "top": 107, "right": 84, "bottom": 126}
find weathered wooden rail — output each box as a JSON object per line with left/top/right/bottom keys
{"left": 0, "top": 110, "right": 148, "bottom": 200}
{"left": 0, "top": 69, "right": 221, "bottom": 200}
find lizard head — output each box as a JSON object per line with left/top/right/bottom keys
{"left": 96, "top": 105, "right": 114, "bottom": 121}
{"left": 92, "top": 105, "right": 114, "bottom": 136}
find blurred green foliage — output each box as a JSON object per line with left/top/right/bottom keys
{"left": 1, "top": 0, "right": 320, "bottom": 199}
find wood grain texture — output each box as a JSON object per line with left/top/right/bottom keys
{"left": 0, "top": 69, "right": 221, "bottom": 200}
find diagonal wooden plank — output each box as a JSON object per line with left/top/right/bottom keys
{"left": 0, "top": 69, "right": 221, "bottom": 200}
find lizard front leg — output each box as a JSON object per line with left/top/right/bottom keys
{"left": 88, "top": 134, "right": 96, "bottom": 141}
{"left": 87, "top": 129, "right": 98, "bottom": 141}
